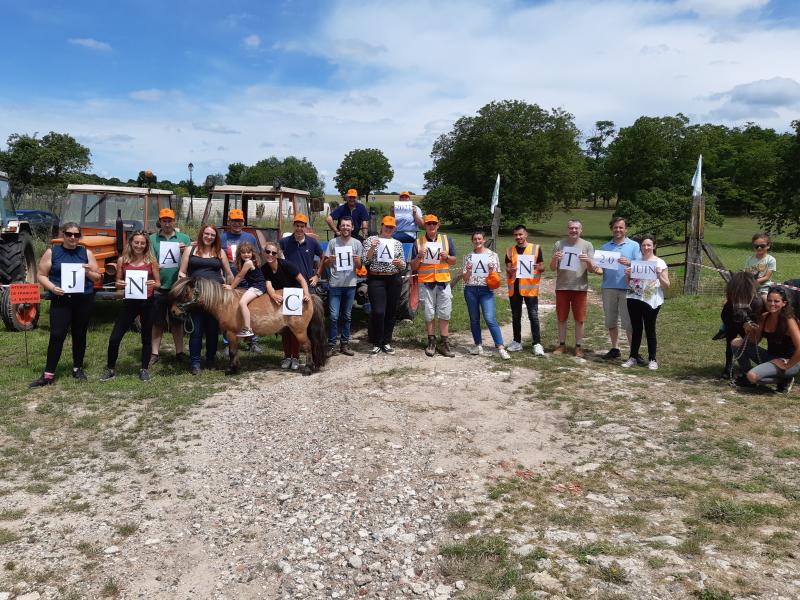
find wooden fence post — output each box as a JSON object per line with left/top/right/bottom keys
{"left": 684, "top": 194, "right": 704, "bottom": 295}
{"left": 487, "top": 206, "right": 501, "bottom": 251}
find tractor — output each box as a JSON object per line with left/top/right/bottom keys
{"left": 0, "top": 171, "right": 39, "bottom": 330}
{"left": 60, "top": 183, "right": 175, "bottom": 298}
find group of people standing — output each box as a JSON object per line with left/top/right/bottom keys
{"left": 26, "top": 194, "right": 797, "bottom": 393}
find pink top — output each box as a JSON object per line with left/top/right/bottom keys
{"left": 121, "top": 263, "right": 155, "bottom": 298}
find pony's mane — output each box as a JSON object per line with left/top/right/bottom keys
{"left": 195, "top": 278, "right": 235, "bottom": 307}
{"left": 726, "top": 271, "right": 757, "bottom": 304}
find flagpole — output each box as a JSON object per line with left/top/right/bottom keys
{"left": 488, "top": 174, "right": 501, "bottom": 250}
{"left": 684, "top": 155, "right": 704, "bottom": 295}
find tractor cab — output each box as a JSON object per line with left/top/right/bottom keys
{"left": 61, "top": 184, "right": 175, "bottom": 297}
{"left": 207, "top": 185, "right": 318, "bottom": 256}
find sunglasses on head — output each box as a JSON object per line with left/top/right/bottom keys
{"left": 753, "top": 244, "right": 768, "bottom": 249}
{"left": 64, "top": 231, "right": 81, "bottom": 238}
{"left": 264, "top": 250, "right": 279, "bottom": 256}
{"left": 767, "top": 286, "right": 787, "bottom": 297}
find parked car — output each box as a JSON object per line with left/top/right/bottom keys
{"left": 15, "top": 209, "right": 59, "bottom": 238}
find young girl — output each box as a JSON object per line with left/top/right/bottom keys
{"left": 713, "top": 232, "right": 777, "bottom": 340}
{"left": 228, "top": 242, "right": 266, "bottom": 337}
{"left": 101, "top": 232, "right": 160, "bottom": 382}
{"left": 746, "top": 233, "right": 776, "bottom": 299}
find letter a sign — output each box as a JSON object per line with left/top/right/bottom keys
{"left": 159, "top": 242, "right": 180, "bottom": 268}
{"left": 376, "top": 239, "right": 394, "bottom": 264}
{"left": 282, "top": 287, "right": 304, "bottom": 315}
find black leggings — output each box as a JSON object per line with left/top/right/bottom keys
{"left": 45, "top": 293, "right": 96, "bottom": 374}
{"left": 627, "top": 298, "right": 661, "bottom": 361}
{"left": 367, "top": 275, "right": 402, "bottom": 346}
{"left": 107, "top": 298, "right": 155, "bottom": 370}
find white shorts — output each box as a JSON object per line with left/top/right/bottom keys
{"left": 246, "top": 287, "right": 264, "bottom": 296}
{"left": 419, "top": 283, "right": 452, "bottom": 321}
{"left": 602, "top": 288, "right": 631, "bottom": 331}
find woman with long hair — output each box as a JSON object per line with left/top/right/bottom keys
{"left": 101, "top": 232, "right": 160, "bottom": 381}
{"left": 462, "top": 230, "right": 510, "bottom": 359}
{"left": 260, "top": 240, "right": 312, "bottom": 370}
{"left": 622, "top": 234, "right": 670, "bottom": 370}
{"left": 733, "top": 285, "right": 800, "bottom": 392}
{"left": 30, "top": 222, "right": 102, "bottom": 387}
{"left": 178, "top": 225, "right": 234, "bottom": 374}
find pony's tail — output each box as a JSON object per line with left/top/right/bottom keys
{"left": 308, "top": 294, "right": 328, "bottom": 371}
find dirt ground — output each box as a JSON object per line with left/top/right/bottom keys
{"left": 1, "top": 289, "right": 799, "bottom": 600}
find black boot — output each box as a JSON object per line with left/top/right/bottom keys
{"left": 425, "top": 335, "right": 436, "bottom": 357}
{"left": 437, "top": 336, "right": 455, "bottom": 358}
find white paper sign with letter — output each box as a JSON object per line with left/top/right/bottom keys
{"left": 394, "top": 201, "right": 412, "bottom": 220}
{"left": 159, "top": 241, "right": 180, "bottom": 268}
{"left": 593, "top": 250, "right": 621, "bottom": 270}
{"left": 124, "top": 270, "right": 148, "bottom": 299}
{"left": 376, "top": 239, "right": 394, "bottom": 264}
{"left": 471, "top": 253, "right": 490, "bottom": 277}
{"left": 630, "top": 260, "right": 658, "bottom": 280}
{"left": 282, "top": 287, "right": 304, "bottom": 316}
{"left": 334, "top": 245, "right": 354, "bottom": 272}
{"left": 516, "top": 255, "right": 536, "bottom": 279}
{"left": 61, "top": 263, "right": 85, "bottom": 294}
{"left": 558, "top": 246, "right": 581, "bottom": 272}
{"left": 422, "top": 242, "right": 441, "bottom": 265}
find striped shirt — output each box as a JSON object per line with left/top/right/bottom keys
{"left": 362, "top": 236, "right": 405, "bottom": 275}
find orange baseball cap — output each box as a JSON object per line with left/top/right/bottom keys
{"left": 423, "top": 214, "right": 439, "bottom": 224}
{"left": 293, "top": 213, "right": 309, "bottom": 224}
{"left": 381, "top": 216, "right": 397, "bottom": 227}
{"left": 158, "top": 208, "right": 175, "bottom": 219}
{"left": 399, "top": 191, "right": 411, "bottom": 198}
{"left": 229, "top": 208, "right": 244, "bottom": 220}
{"left": 346, "top": 188, "right": 358, "bottom": 198}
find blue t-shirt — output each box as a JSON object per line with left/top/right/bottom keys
{"left": 601, "top": 237, "right": 642, "bottom": 289}
{"left": 220, "top": 231, "right": 260, "bottom": 263}
{"left": 279, "top": 235, "right": 323, "bottom": 281}
{"left": 330, "top": 202, "right": 370, "bottom": 233}
{"left": 50, "top": 245, "right": 94, "bottom": 297}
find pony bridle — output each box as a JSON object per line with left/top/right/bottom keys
{"left": 176, "top": 286, "right": 201, "bottom": 312}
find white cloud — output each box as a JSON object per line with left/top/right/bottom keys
{"left": 675, "top": 0, "right": 769, "bottom": 18}
{"left": 243, "top": 34, "right": 261, "bottom": 48}
{"left": 68, "top": 38, "right": 112, "bottom": 52}
{"left": 707, "top": 77, "right": 800, "bottom": 120}
{"left": 192, "top": 122, "right": 240, "bottom": 135}
{"left": 129, "top": 89, "right": 165, "bottom": 102}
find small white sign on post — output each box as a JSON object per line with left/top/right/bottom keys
{"left": 282, "top": 287, "right": 304, "bottom": 316}
{"left": 159, "top": 241, "right": 180, "bottom": 268}
{"left": 376, "top": 239, "right": 394, "bottom": 264}
{"left": 516, "top": 255, "right": 537, "bottom": 279}
{"left": 593, "top": 250, "right": 621, "bottom": 270}
{"left": 61, "top": 263, "right": 85, "bottom": 294}
{"left": 422, "top": 242, "right": 441, "bottom": 265}
{"left": 124, "top": 270, "right": 148, "bottom": 299}
{"left": 228, "top": 244, "right": 238, "bottom": 262}
{"left": 334, "top": 245, "right": 354, "bottom": 272}
{"left": 558, "top": 246, "right": 582, "bottom": 272}
{"left": 630, "top": 260, "right": 658, "bottom": 280}
{"left": 394, "top": 201, "right": 412, "bottom": 220}
{"left": 471, "top": 253, "right": 490, "bottom": 277}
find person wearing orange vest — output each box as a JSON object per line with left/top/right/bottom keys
{"left": 410, "top": 214, "right": 457, "bottom": 357}
{"left": 504, "top": 224, "right": 545, "bottom": 356}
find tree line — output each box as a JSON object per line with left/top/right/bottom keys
{"left": 2, "top": 105, "right": 800, "bottom": 236}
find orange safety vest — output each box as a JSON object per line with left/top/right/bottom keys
{"left": 506, "top": 244, "right": 541, "bottom": 297}
{"left": 416, "top": 234, "right": 451, "bottom": 283}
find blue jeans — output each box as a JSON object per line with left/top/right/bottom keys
{"left": 328, "top": 286, "right": 356, "bottom": 345}
{"left": 189, "top": 309, "right": 220, "bottom": 368}
{"left": 464, "top": 285, "right": 504, "bottom": 346}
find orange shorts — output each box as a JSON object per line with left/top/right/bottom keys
{"left": 556, "top": 290, "right": 588, "bottom": 322}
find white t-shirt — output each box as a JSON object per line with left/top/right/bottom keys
{"left": 627, "top": 257, "right": 667, "bottom": 309}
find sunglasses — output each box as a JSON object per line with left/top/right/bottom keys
{"left": 753, "top": 244, "right": 768, "bottom": 249}
{"left": 64, "top": 231, "right": 82, "bottom": 238}
{"left": 264, "top": 250, "right": 279, "bottom": 256}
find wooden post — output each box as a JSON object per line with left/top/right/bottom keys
{"left": 684, "top": 194, "right": 704, "bottom": 295}
{"left": 487, "top": 206, "right": 501, "bottom": 251}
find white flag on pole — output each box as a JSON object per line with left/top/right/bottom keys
{"left": 691, "top": 154, "right": 702, "bottom": 197}
{"left": 489, "top": 174, "right": 500, "bottom": 214}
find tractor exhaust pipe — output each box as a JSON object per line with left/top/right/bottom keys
{"left": 116, "top": 209, "right": 124, "bottom": 255}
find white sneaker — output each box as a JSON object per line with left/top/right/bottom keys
{"left": 290, "top": 358, "right": 300, "bottom": 370}
{"left": 498, "top": 347, "right": 511, "bottom": 360}
{"left": 470, "top": 344, "right": 483, "bottom": 355}
{"left": 280, "top": 357, "right": 292, "bottom": 369}
{"left": 237, "top": 327, "right": 254, "bottom": 338}
{"left": 648, "top": 360, "right": 659, "bottom": 370}
{"left": 621, "top": 357, "right": 637, "bottom": 368}
{"left": 533, "top": 343, "right": 545, "bottom": 356}
{"left": 506, "top": 341, "right": 523, "bottom": 352}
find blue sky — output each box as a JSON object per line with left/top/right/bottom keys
{"left": 1, "top": 0, "right": 799, "bottom": 192}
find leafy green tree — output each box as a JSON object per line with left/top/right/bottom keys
{"left": 0, "top": 132, "right": 91, "bottom": 187}
{"left": 226, "top": 162, "right": 247, "bottom": 185}
{"left": 585, "top": 120, "right": 616, "bottom": 208}
{"left": 239, "top": 156, "right": 324, "bottom": 197}
{"left": 421, "top": 184, "right": 488, "bottom": 229}
{"left": 424, "top": 100, "right": 586, "bottom": 225}
{"left": 615, "top": 187, "right": 723, "bottom": 240}
{"left": 759, "top": 120, "right": 800, "bottom": 236}
{"left": 334, "top": 148, "right": 393, "bottom": 201}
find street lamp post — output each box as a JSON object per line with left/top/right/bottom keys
{"left": 187, "top": 162, "right": 194, "bottom": 222}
